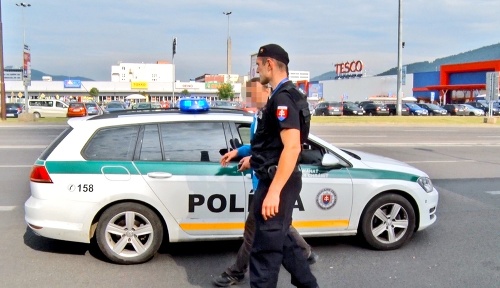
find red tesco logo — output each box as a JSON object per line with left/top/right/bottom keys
{"left": 335, "top": 61, "right": 364, "bottom": 75}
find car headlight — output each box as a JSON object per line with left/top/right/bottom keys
{"left": 418, "top": 177, "right": 434, "bottom": 193}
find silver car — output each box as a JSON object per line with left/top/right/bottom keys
{"left": 456, "top": 104, "right": 485, "bottom": 116}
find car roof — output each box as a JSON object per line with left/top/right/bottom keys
{"left": 67, "top": 108, "right": 254, "bottom": 129}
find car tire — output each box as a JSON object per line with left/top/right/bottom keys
{"left": 33, "top": 112, "right": 41, "bottom": 119}
{"left": 360, "top": 194, "right": 415, "bottom": 250}
{"left": 369, "top": 112, "right": 374, "bottom": 116}
{"left": 96, "top": 202, "right": 164, "bottom": 264}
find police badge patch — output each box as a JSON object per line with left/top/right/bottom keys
{"left": 277, "top": 106, "right": 288, "bottom": 121}
{"left": 316, "top": 188, "right": 337, "bottom": 210}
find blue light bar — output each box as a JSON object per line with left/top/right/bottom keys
{"left": 179, "top": 97, "right": 210, "bottom": 113}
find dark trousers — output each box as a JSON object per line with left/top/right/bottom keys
{"left": 249, "top": 171, "right": 318, "bottom": 288}
{"left": 226, "top": 201, "right": 311, "bottom": 277}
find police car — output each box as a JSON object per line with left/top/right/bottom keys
{"left": 25, "top": 98, "right": 438, "bottom": 264}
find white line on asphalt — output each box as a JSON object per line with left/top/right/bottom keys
{"left": 316, "top": 135, "right": 387, "bottom": 138}
{"left": 0, "top": 165, "right": 32, "bottom": 168}
{"left": 0, "top": 145, "right": 47, "bottom": 149}
{"left": 336, "top": 142, "right": 500, "bottom": 147}
{"left": 0, "top": 206, "right": 16, "bottom": 211}
{"left": 406, "top": 160, "right": 476, "bottom": 164}
{"left": 485, "top": 191, "right": 500, "bottom": 195}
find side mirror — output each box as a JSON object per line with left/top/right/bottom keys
{"left": 321, "top": 154, "right": 342, "bottom": 168}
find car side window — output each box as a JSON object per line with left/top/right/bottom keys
{"left": 56, "top": 101, "right": 65, "bottom": 108}
{"left": 160, "top": 122, "right": 227, "bottom": 162}
{"left": 139, "top": 124, "right": 163, "bottom": 161}
{"left": 83, "top": 125, "right": 140, "bottom": 160}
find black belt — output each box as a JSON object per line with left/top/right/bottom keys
{"left": 263, "top": 165, "right": 300, "bottom": 181}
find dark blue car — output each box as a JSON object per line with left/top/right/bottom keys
{"left": 5, "top": 103, "right": 24, "bottom": 118}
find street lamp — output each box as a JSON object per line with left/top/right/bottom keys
{"left": 1, "top": 0, "right": 7, "bottom": 120}
{"left": 16, "top": 2, "right": 31, "bottom": 112}
{"left": 396, "top": 0, "right": 403, "bottom": 116}
{"left": 223, "top": 11, "right": 232, "bottom": 77}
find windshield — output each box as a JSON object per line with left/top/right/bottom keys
{"left": 425, "top": 104, "right": 441, "bottom": 109}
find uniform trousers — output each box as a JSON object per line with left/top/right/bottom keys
{"left": 226, "top": 200, "right": 311, "bottom": 277}
{"left": 249, "top": 171, "right": 318, "bottom": 288}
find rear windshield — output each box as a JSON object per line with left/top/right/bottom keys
{"left": 70, "top": 103, "right": 85, "bottom": 108}
{"left": 39, "top": 127, "right": 73, "bottom": 160}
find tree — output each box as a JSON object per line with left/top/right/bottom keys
{"left": 217, "top": 83, "right": 234, "bottom": 101}
{"left": 89, "top": 87, "right": 99, "bottom": 98}
{"left": 181, "top": 89, "right": 190, "bottom": 97}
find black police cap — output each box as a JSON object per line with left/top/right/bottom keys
{"left": 257, "top": 44, "right": 289, "bottom": 65}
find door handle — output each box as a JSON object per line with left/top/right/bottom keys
{"left": 147, "top": 172, "right": 173, "bottom": 179}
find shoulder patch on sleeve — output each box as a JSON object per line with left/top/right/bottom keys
{"left": 277, "top": 106, "right": 288, "bottom": 121}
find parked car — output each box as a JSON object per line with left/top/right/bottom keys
{"left": 404, "top": 103, "right": 428, "bottom": 116}
{"left": 104, "top": 101, "right": 127, "bottom": 113}
{"left": 342, "top": 102, "right": 364, "bottom": 115}
{"left": 67, "top": 102, "right": 87, "bottom": 117}
{"left": 362, "top": 103, "right": 390, "bottom": 116}
{"left": 27, "top": 99, "right": 69, "bottom": 118}
{"left": 386, "top": 104, "right": 410, "bottom": 116}
{"left": 467, "top": 101, "right": 500, "bottom": 116}
{"left": 456, "top": 104, "right": 485, "bottom": 116}
{"left": 314, "top": 101, "right": 343, "bottom": 116}
{"left": 84, "top": 102, "right": 103, "bottom": 116}
{"left": 5, "top": 103, "right": 24, "bottom": 118}
{"left": 417, "top": 103, "right": 448, "bottom": 116}
{"left": 441, "top": 104, "right": 463, "bottom": 116}
{"left": 133, "top": 102, "right": 162, "bottom": 110}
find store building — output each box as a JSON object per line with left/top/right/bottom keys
{"left": 413, "top": 60, "right": 500, "bottom": 104}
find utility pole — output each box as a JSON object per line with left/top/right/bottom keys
{"left": 396, "top": 0, "right": 403, "bottom": 116}
{"left": 0, "top": 0, "right": 6, "bottom": 120}
{"left": 223, "top": 11, "right": 232, "bottom": 79}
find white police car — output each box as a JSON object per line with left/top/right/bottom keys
{"left": 25, "top": 98, "right": 438, "bottom": 264}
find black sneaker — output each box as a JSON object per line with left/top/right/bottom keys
{"left": 307, "top": 251, "right": 319, "bottom": 265}
{"left": 212, "top": 272, "right": 245, "bottom": 287}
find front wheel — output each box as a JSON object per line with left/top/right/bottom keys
{"left": 96, "top": 203, "right": 164, "bottom": 264}
{"left": 360, "top": 194, "right": 415, "bottom": 250}
{"left": 33, "top": 112, "right": 41, "bottom": 119}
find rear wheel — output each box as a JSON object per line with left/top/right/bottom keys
{"left": 360, "top": 194, "right": 415, "bottom": 250}
{"left": 33, "top": 112, "right": 41, "bottom": 119}
{"left": 96, "top": 203, "right": 163, "bottom": 264}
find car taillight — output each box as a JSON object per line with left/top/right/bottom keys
{"left": 376, "top": 107, "right": 381, "bottom": 111}
{"left": 30, "top": 165, "right": 53, "bottom": 183}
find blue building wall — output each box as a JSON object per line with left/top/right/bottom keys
{"left": 449, "top": 71, "right": 486, "bottom": 84}
{"left": 413, "top": 71, "right": 440, "bottom": 100}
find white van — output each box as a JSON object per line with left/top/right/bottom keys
{"left": 28, "top": 99, "right": 69, "bottom": 118}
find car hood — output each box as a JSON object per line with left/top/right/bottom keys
{"left": 342, "top": 149, "right": 426, "bottom": 176}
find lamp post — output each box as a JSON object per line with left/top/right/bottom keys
{"left": 223, "top": 11, "right": 232, "bottom": 78}
{"left": 16, "top": 2, "right": 31, "bottom": 112}
{"left": 396, "top": 0, "right": 403, "bottom": 116}
{"left": 1, "top": 0, "right": 7, "bottom": 120}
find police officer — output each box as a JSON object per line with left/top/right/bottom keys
{"left": 213, "top": 98, "right": 318, "bottom": 287}
{"left": 249, "top": 44, "right": 318, "bottom": 288}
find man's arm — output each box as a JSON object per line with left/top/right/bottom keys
{"left": 261, "top": 128, "right": 301, "bottom": 220}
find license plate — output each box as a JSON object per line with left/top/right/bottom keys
{"left": 6, "top": 113, "right": 14, "bottom": 117}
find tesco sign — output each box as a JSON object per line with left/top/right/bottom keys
{"left": 335, "top": 60, "right": 364, "bottom": 75}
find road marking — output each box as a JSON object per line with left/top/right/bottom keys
{"left": 486, "top": 191, "right": 500, "bottom": 195}
{"left": 316, "top": 135, "right": 387, "bottom": 138}
{"left": 0, "top": 206, "right": 16, "bottom": 211}
{"left": 0, "top": 165, "right": 33, "bottom": 168}
{"left": 0, "top": 145, "right": 47, "bottom": 149}
{"left": 406, "top": 160, "right": 476, "bottom": 164}
{"left": 336, "top": 142, "right": 500, "bottom": 147}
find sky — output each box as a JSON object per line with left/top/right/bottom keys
{"left": 2, "top": 0, "right": 500, "bottom": 81}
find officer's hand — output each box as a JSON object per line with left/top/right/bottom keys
{"left": 262, "top": 193, "right": 280, "bottom": 221}
{"left": 220, "top": 150, "right": 238, "bottom": 167}
{"left": 238, "top": 156, "right": 251, "bottom": 171}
